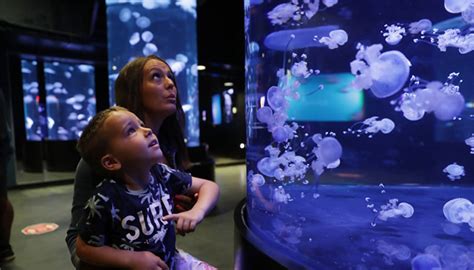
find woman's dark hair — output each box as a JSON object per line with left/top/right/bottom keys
{"left": 114, "top": 55, "right": 189, "bottom": 170}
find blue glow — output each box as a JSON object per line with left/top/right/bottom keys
{"left": 286, "top": 73, "right": 364, "bottom": 122}
{"left": 43, "top": 61, "right": 96, "bottom": 140}
{"left": 212, "top": 94, "right": 222, "bottom": 126}
{"left": 106, "top": 0, "right": 199, "bottom": 146}
{"left": 21, "top": 59, "right": 43, "bottom": 141}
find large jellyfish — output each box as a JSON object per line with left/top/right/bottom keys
{"left": 310, "top": 134, "right": 343, "bottom": 176}
{"left": 343, "top": 116, "right": 395, "bottom": 138}
{"left": 443, "top": 163, "right": 465, "bottom": 181}
{"left": 411, "top": 254, "right": 442, "bottom": 270}
{"left": 466, "top": 134, "right": 474, "bottom": 154}
{"left": 443, "top": 198, "right": 474, "bottom": 231}
{"left": 444, "top": 0, "right": 474, "bottom": 14}
{"left": 318, "top": 29, "right": 348, "bottom": 49}
{"left": 394, "top": 73, "right": 465, "bottom": 121}
{"left": 413, "top": 27, "right": 474, "bottom": 54}
{"left": 350, "top": 43, "right": 411, "bottom": 98}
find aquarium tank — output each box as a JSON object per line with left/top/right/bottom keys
{"left": 43, "top": 61, "right": 96, "bottom": 140}
{"left": 106, "top": 0, "right": 200, "bottom": 146}
{"left": 21, "top": 59, "right": 43, "bottom": 141}
{"left": 245, "top": 0, "right": 474, "bottom": 269}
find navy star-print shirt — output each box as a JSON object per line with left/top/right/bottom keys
{"left": 78, "top": 163, "right": 192, "bottom": 268}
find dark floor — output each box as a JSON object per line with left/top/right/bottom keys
{"left": 2, "top": 164, "right": 246, "bottom": 270}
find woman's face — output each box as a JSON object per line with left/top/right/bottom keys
{"left": 141, "top": 59, "right": 177, "bottom": 119}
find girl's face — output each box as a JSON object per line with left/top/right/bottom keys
{"left": 141, "top": 59, "right": 177, "bottom": 119}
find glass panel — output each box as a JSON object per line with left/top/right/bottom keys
{"left": 21, "top": 59, "right": 43, "bottom": 141}
{"left": 245, "top": 0, "right": 474, "bottom": 268}
{"left": 43, "top": 61, "right": 96, "bottom": 140}
{"left": 106, "top": 0, "right": 200, "bottom": 146}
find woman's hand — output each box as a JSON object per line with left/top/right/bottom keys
{"left": 173, "top": 193, "right": 198, "bottom": 213}
{"left": 128, "top": 251, "right": 169, "bottom": 270}
{"left": 163, "top": 208, "right": 205, "bottom": 236}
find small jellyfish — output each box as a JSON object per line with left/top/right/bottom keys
{"left": 383, "top": 24, "right": 406, "bottom": 45}
{"left": 136, "top": 16, "right": 151, "bottom": 29}
{"left": 378, "top": 200, "right": 414, "bottom": 221}
{"left": 443, "top": 163, "right": 465, "bottom": 181}
{"left": 344, "top": 116, "right": 395, "bottom": 138}
{"left": 411, "top": 254, "right": 442, "bottom": 270}
{"left": 142, "top": 0, "right": 171, "bottom": 9}
{"left": 274, "top": 186, "right": 291, "bottom": 204}
{"left": 322, "top": 0, "right": 338, "bottom": 8}
{"left": 291, "top": 60, "right": 312, "bottom": 78}
{"left": 142, "top": 43, "right": 158, "bottom": 56}
{"left": 267, "top": 3, "right": 299, "bottom": 26}
{"left": 141, "top": 31, "right": 154, "bottom": 43}
{"left": 119, "top": 8, "right": 132, "bottom": 22}
{"left": 267, "top": 86, "right": 288, "bottom": 111}
{"left": 251, "top": 173, "right": 266, "bottom": 187}
{"left": 318, "top": 29, "right": 348, "bottom": 49}
{"left": 311, "top": 135, "right": 343, "bottom": 175}
{"left": 465, "top": 134, "right": 474, "bottom": 154}
{"left": 408, "top": 19, "right": 433, "bottom": 34}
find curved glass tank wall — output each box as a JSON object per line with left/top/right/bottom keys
{"left": 106, "top": 0, "right": 199, "bottom": 146}
{"left": 244, "top": 0, "right": 474, "bottom": 269}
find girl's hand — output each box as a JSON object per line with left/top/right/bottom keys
{"left": 163, "top": 208, "right": 205, "bottom": 236}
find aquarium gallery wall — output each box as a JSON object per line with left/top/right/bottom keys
{"left": 244, "top": 0, "right": 474, "bottom": 269}
{"left": 106, "top": 0, "right": 200, "bottom": 146}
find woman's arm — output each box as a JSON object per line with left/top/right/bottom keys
{"left": 66, "top": 159, "right": 100, "bottom": 267}
{"left": 163, "top": 177, "right": 219, "bottom": 235}
{"left": 76, "top": 236, "right": 169, "bottom": 270}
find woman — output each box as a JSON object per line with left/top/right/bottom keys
{"left": 66, "top": 55, "right": 200, "bottom": 269}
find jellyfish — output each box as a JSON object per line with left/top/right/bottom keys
{"left": 376, "top": 240, "right": 411, "bottom": 264}
{"left": 251, "top": 173, "right": 266, "bottom": 187}
{"left": 408, "top": 19, "right": 433, "bottom": 34}
{"left": 350, "top": 43, "right": 411, "bottom": 98}
{"left": 411, "top": 254, "right": 442, "bottom": 270}
{"left": 291, "top": 60, "right": 312, "bottom": 78}
{"left": 444, "top": 0, "right": 473, "bottom": 14}
{"left": 264, "top": 25, "right": 338, "bottom": 51}
{"left": 310, "top": 134, "right": 343, "bottom": 176}
{"left": 383, "top": 24, "right": 406, "bottom": 45}
{"left": 394, "top": 73, "right": 465, "bottom": 121}
{"left": 465, "top": 134, "right": 474, "bottom": 154}
{"left": 443, "top": 163, "right": 465, "bottom": 181}
{"left": 343, "top": 116, "right": 395, "bottom": 138}
{"left": 443, "top": 198, "right": 474, "bottom": 231}
{"left": 176, "top": 0, "right": 197, "bottom": 17}
{"left": 413, "top": 27, "right": 474, "bottom": 54}
{"left": 142, "top": 0, "right": 171, "bottom": 9}
{"left": 462, "top": 3, "right": 474, "bottom": 23}
{"left": 141, "top": 31, "right": 153, "bottom": 43}
{"left": 378, "top": 198, "right": 414, "bottom": 221}
{"left": 143, "top": 43, "right": 158, "bottom": 56}
{"left": 318, "top": 29, "right": 348, "bottom": 49}
{"left": 267, "top": 0, "right": 335, "bottom": 26}
{"left": 273, "top": 186, "right": 291, "bottom": 204}
{"left": 136, "top": 16, "right": 151, "bottom": 29}
{"left": 119, "top": 8, "right": 132, "bottom": 22}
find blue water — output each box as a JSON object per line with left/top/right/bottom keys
{"left": 106, "top": 1, "right": 200, "bottom": 146}
{"left": 248, "top": 184, "right": 474, "bottom": 269}
{"left": 245, "top": 1, "right": 474, "bottom": 268}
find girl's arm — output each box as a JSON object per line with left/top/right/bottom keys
{"left": 76, "top": 236, "right": 169, "bottom": 270}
